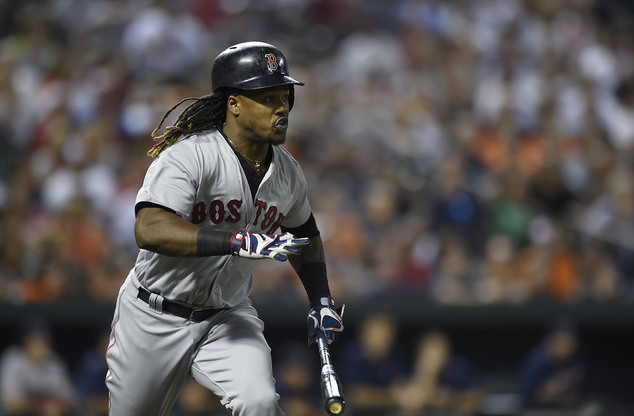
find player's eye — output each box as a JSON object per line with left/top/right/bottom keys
{"left": 260, "top": 94, "right": 288, "bottom": 108}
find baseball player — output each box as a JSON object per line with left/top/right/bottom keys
{"left": 105, "top": 41, "right": 344, "bottom": 416}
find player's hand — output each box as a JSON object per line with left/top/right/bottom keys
{"left": 230, "top": 228, "right": 309, "bottom": 261}
{"left": 307, "top": 296, "right": 344, "bottom": 346}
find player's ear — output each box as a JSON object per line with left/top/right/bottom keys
{"left": 227, "top": 95, "right": 240, "bottom": 117}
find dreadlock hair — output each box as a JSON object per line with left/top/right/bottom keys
{"left": 147, "top": 90, "right": 233, "bottom": 158}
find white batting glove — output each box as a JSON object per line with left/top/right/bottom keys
{"left": 230, "top": 228, "right": 309, "bottom": 261}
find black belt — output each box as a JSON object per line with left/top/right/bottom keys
{"left": 137, "top": 287, "right": 222, "bottom": 322}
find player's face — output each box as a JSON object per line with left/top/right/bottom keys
{"left": 235, "top": 86, "right": 291, "bottom": 145}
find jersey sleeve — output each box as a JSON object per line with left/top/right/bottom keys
{"left": 135, "top": 142, "right": 200, "bottom": 218}
{"left": 281, "top": 213, "right": 319, "bottom": 238}
{"left": 281, "top": 165, "right": 313, "bottom": 229}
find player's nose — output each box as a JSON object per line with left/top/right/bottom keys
{"left": 275, "top": 95, "right": 290, "bottom": 113}
{"left": 275, "top": 101, "right": 289, "bottom": 114}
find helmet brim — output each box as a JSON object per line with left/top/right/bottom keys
{"left": 227, "top": 74, "right": 304, "bottom": 91}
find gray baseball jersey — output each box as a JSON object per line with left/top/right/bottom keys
{"left": 134, "top": 129, "right": 311, "bottom": 307}
{"left": 106, "top": 129, "right": 312, "bottom": 416}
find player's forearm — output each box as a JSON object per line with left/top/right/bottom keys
{"left": 135, "top": 207, "right": 200, "bottom": 256}
{"left": 288, "top": 235, "right": 325, "bottom": 267}
{"left": 135, "top": 207, "right": 240, "bottom": 257}
{"left": 289, "top": 236, "right": 331, "bottom": 301}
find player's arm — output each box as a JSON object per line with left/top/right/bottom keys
{"left": 283, "top": 214, "right": 330, "bottom": 301}
{"left": 283, "top": 214, "right": 344, "bottom": 345}
{"left": 287, "top": 234, "right": 329, "bottom": 298}
{"left": 135, "top": 206, "right": 211, "bottom": 257}
{"left": 135, "top": 204, "right": 308, "bottom": 260}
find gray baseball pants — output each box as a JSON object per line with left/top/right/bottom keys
{"left": 105, "top": 275, "right": 284, "bottom": 416}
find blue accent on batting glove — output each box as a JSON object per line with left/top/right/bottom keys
{"left": 308, "top": 296, "right": 344, "bottom": 346}
{"left": 230, "top": 228, "right": 308, "bottom": 262}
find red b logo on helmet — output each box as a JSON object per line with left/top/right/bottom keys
{"left": 265, "top": 53, "right": 278, "bottom": 72}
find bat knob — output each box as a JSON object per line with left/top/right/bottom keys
{"left": 326, "top": 398, "right": 345, "bottom": 415}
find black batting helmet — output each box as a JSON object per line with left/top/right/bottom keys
{"left": 211, "top": 41, "right": 304, "bottom": 108}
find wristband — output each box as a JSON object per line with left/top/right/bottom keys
{"left": 197, "top": 228, "right": 233, "bottom": 257}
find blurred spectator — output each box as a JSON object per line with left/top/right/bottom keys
{"left": 429, "top": 233, "right": 481, "bottom": 304}
{"left": 429, "top": 154, "right": 486, "bottom": 257}
{"left": 339, "top": 313, "right": 407, "bottom": 412}
{"left": 273, "top": 342, "right": 322, "bottom": 416}
{"left": 392, "top": 330, "right": 481, "bottom": 415}
{"left": 578, "top": 242, "right": 623, "bottom": 302}
{"left": 518, "top": 319, "right": 585, "bottom": 410}
{"left": 74, "top": 329, "right": 110, "bottom": 416}
{"left": 0, "top": 317, "right": 77, "bottom": 416}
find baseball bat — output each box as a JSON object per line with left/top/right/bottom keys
{"left": 316, "top": 330, "right": 346, "bottom": 415}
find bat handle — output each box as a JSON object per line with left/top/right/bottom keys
{"left": 316, "top": 330, "right": 346, "bottom": 415}
{"left": 316, "top": 332, "right": 331, "bottom": 364}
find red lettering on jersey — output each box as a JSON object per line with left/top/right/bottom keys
{"left": 253, "top": 199, "right": 267, "bottom": 226}
{"left": 265, "top": 53, "right": 278, "bottom": 72}
{"left": 191, "top": 202, "right": 207, "bottom": 224}
{"left": 267, "top": 213, "right": 285, "bottom": 234}
{"left": 193, "top": 198, "right": 285, "bottom": 231}
{"left": 261, "top": 206, "right": 277, "bottom": 230}
{"left": 209, "top": 200, "right": 225, "bottom": 224}
{"left": 226, "top": 200, "right": 242, "bottom": 223}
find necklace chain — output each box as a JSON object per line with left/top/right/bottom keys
{"left": 227, "top": 138, "right": 266, "bottom": 174}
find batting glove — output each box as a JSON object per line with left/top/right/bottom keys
{"left": 308, "top": 296, "right": 344, "bottom": 346}
{"left": 230, "top": 228, "right": 309, "bottom": 262}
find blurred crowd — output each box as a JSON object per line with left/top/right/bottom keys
{"left": 2, "top": 0, "right": 634, "bottom": 306}
{"left": 0, "top": 314, "right": 598, "bottom": 416}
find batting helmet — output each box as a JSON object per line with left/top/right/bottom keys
{"left": 211, "top": 41, "right": 304, "bottom": 107}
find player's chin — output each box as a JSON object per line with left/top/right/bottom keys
{"left": 269, "top": 131, "right": 287, "bottom": 145}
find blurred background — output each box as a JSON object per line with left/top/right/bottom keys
{"left": 1, "top": 0, "right": 634, "bottom": 415}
